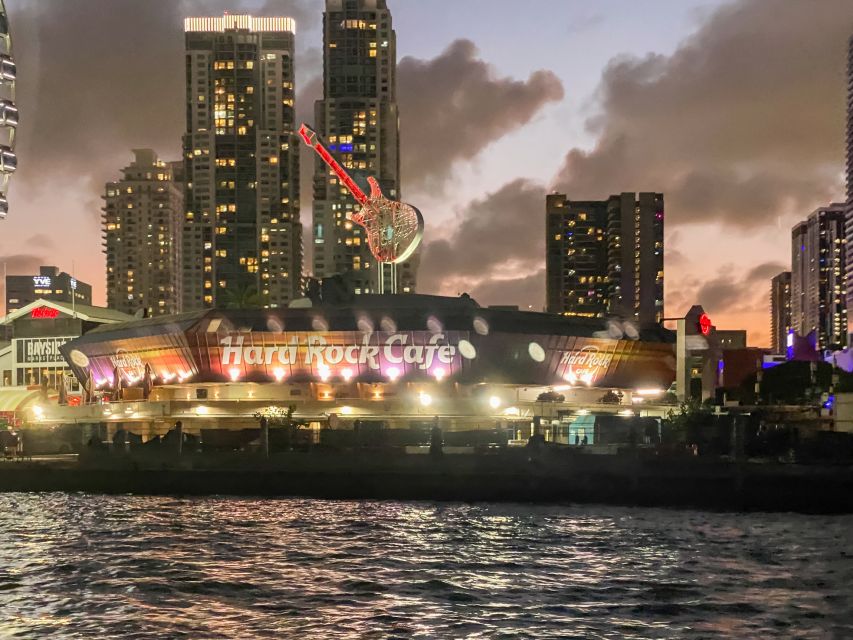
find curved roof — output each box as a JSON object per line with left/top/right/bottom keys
{"left": 79, "top": 294, "right": 674, "bottom": 344}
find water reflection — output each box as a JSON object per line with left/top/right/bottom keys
{"left": 0, "top": 495, "right": 849, "bottom": 638}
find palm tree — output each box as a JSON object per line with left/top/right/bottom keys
{"left": 221, "top": 284, "right": 267, "bottom": 309}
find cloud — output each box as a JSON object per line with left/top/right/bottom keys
{"left": 417, "top": 178, "right": 545, "bottom": 294}
{"left": 552, "top": 0, "right": 853, "bottom": 228}
{"left": 467, "top": 270, "right": 546, "bottom": 311}
{"left": 398, "top": 40, "right": 564, "bottom": 193}
{"left": 13, "top": 0, "right": 318, "bottom": 185}
{"left": 694, "top": 261, "right": 785, "bottom": 315}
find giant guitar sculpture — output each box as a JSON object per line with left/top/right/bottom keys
{"left": 299, "top": 123, "right": 423, "bottom": 265}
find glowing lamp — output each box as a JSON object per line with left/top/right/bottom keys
{"left": 488, "top": 395, "right": 501, "bottom": 410}
{"left": 318, "top": 364, "right": 331, "bottom": 382}
{"left": 340, "top": 406, "right": 353, "bottom": 415}
{"left": 387, "top": 367, "right": 401, "bottom": 382}
{"left": 432, "top": 367, "right": 446, "bottom": 382}
{"left": 419, "top": 392, "right": 432, "bottom": 407}
{"left": 341, "top": 368, "right": 353, "bottom": 382}
{"left": 273, "top": 367, "right": 286, "bottom": 382}
{"left": 195, "top": 405, "right": 209, "bottom": 415}
{"left": 228, "top": 367, "right": 241, "bottom": 382}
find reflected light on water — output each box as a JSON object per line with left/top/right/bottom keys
{"left": 0, "top": 497, "right": 848, "bottom": 638}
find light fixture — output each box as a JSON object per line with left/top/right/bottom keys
{"left": 228, "top": 367, "right": 240, "bottom": 382}
{"left": 635, "top": 388, "right": 664, "bottom": 396}
{"left": 341, "top": 368, "right": 353, "bottom": 382}
{"left": 195, "top": 405, "right": 209, "bottom": 415}
{"left": 273, "top": 367, "right": 286, "bottom": 382}
{"left": 488, "top": 395, "right": 501, "bottom": 410}
{"left": 419, "top": 392, "right": 432, "bottom": 407}
{"left": 433, "top": 368, "right": 446, "bottom": 382}
{"left": 387, "top": 367, "right": 400, "bottom": 382}
{"left": 318, "top": 364, "right": 331, "bottom": 382}
{"left": 340, "top": 406, "right": 353, "bottom": 415}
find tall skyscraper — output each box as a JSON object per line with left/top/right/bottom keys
{"left": 183, "top": 14, "right": 301, "bottom": 310}
{"left": 791, "top": 204, "right": 847, "bottom": 351}
{"left": 312, "top": 0, "right": 416, "bottom": 294}
{"left": 103, "top": 149, "right": 183, "bottom": 316}
{"left": 546, "top": 195, "right": 609, "bottom": 318}
{"left": 845, "top": 35, "right": 853, "bottom": 318}
{"left": 546, "top": 192, "right": 664, "bottom": 324}
{"left": 770, "top": 271, "right": 791, "bottom": 354}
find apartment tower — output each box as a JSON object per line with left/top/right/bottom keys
{"left": 770, "top": 271, "right": 792, "bottom": 354}
{"left": 182, "top": 14, "right": 301, "bottom": 310}
{"left": 546, "top": 192, "right": 664, "bottom": 324}
{"left": 791, "top": 204, "right": 847, "bottom": 351}
{"left": 312, "top": 0, "right": 415, "bottom": 294}
{"left": 102, "top": 149, "right": 183, "bottom": 316}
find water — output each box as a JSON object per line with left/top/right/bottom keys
{"left": 0, "top": 496, "right": 849, "bottom": 639}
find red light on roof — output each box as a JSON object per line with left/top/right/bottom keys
{"left": 698, "top": 313, "right": 711, "bottom": 336}
{"left": 31, "top": 307, "right": 60, "bottom": 319}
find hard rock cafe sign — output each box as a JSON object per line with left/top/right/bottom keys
{"left": 220, "top": 333, "right": 466, "bottom": 372}
{"left": 558, "top": 345, "right": 614, "bottom": 386}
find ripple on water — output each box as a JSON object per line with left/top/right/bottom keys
{"left": 0, "top": 495, "right": 850, "bottom": 639}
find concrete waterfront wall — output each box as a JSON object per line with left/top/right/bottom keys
{"left": 0, "top": 450, "right": 851, "bottom": 514}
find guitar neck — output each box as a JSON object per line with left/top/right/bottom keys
{"left": 299, "top": 124, "right": 368, "bottom": 206}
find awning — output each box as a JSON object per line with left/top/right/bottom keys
{"left": 0, "top": 388, "right": 43, "bottom": 412}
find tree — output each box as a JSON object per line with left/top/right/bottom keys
{"left": 221, "top": 285, "right": 267, "bottom": 310}
{"left": 600, "top": 390, "right": 623, "bottom": 404}
{"left": 536, "top": 391, "right": 565, "bottom": 402}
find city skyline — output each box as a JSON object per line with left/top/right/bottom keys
{"left": 1, "top": 0, "right": 853, "bottom": 346}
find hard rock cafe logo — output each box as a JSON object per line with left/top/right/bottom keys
{"left": 109, "top": 349, "right": 145, "bottom": 376}
{"left": 559, "top": 345, "right": 613, "bottom": 386}
{"left": 220, "top": 334, "right": 461, "bottom": 370}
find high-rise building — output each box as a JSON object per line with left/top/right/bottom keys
{"left": 791, "top": 204, "right": 847, "bottom": 351}
{"left": 182, "top": 14, "right": 301, "bottom": 310}
{"left": 546, "top": 192, "right": 664, "bottom": 324}
{"left": 5, "top": 266, "right": 91, "bottom": 314}
{"left": 545, "top": 195, "right": 609, "bottom": 318}
{"left": 770, "top": 271, "right": 792, "bottom": 354}
{"left": 103, "top": 149, "right": 183, "bottom": 316}
{"left": 845, "top": 35, "right": 853, "bottom": 317}
{"left": 312, "top": 0, "right": 416, "bottom": 294}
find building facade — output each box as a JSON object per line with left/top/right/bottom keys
{"left": 0, "top": 298, "right": 131, "bottom": 390}
{"left": 715, "top": 329, "right": 747, "bottom": 350}
{"left": 103, "top": 149, "right": 183, "bottom": 317}
{"left": 770, "top": 271, "right": 791, "bottom": 354}
{"left": 791, "top": 204, "right": 847, "bottom": 351}
{"left": 311, "top": 0, "right": 416, "bottom": 295}
{"left": 182, "top": 14, "right": 302, "bottom": 310}
{"left": 546, "top": 192, "right": 664, "bottom": 324}
{"left": 546, "top": 195, "right": 609, "bottom": 318}
{"left": 5, "top": 266, "right": 91, "bottom": 314}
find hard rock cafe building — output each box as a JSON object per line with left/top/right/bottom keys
{"left": 28, "top": 295, "right": 682, "bottom": 445}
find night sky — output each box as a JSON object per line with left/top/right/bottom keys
{"left": 1, "top": 0, "right": 851, "bottom": 346}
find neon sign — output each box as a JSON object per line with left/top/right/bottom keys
{"left": 220, "top": 333, "right": 461, "bottom": 371}
{"left": 299, "top": 123, "right": 424, "bottom": 265}
{"left": 698, "top": 313, "right": 712, "bottom": 336}
{"left": 31, "top": 307, "right": 60, "bottom": 319}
